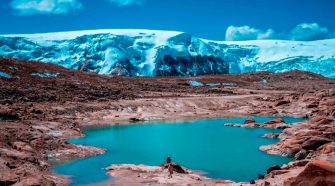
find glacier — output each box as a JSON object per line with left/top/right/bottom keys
{"left": 0, "top": 29, "right": 334, "bottom": 78}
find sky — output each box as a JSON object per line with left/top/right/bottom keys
{"left": 0, "top": 0, "right": 334, "bottom": 40}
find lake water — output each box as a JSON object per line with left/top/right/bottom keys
{"left": 52, "top": 116, "right": 305, "bottom": 185}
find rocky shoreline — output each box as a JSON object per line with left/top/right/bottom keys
{"left": 0, "top": 59, "right": 334, "bottom": 185}
{"left": 225, "top": 117, "right": 335, "bottom": 186}
{"left": 105, "top": 164, "right": 235, "bottom": 186}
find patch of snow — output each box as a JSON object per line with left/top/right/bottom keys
{"left": 189, "top": 80, "right": 204, "bottom": 87}
{"left": 48, "top": 153, "right": 61, "bottom": 158}
{"left": 9, "top": 66, "right": 18, "bottom": 70}
{"left": 0, "top": 71, "right": 11, "bottom": 78}
{"left": 212, "top": 39, "right": 335, "bottom": 62}
{"left": 207, "top": 83, "right": 221, "bottom": 87}
{"left": 31, "top": 72, "right": 60, "bottom": 78}
{"left": 47, "top": 131, "right": 63, "bottom": 137}
{"left": 127, "top": 106, "right": 133, "bottom": 113}
{"left": 222, "top": 83, "right": 237, "bottom": 86}
{"left": 2, "top": 29, "right": 181, "bottom": 44}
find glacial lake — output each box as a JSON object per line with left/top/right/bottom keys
{"left": 52, "top": 116, "right": 306, "bottom": 185}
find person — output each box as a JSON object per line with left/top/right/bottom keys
{"left": 167, "top": 162, "right": 173, "bottom": 179}
{"left": 166, "top": 157, "right": 171, "bottom": 164}
{"left": 166, "top": 157, "right": 173, "bottom": 178}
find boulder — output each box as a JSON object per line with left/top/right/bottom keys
{"left": 12, "top": 142, "right": 35, "bottom": 152}
{"left": 262, "top": 133, "right": 279, "bottom": 139}
{"left": 129, "top": 117, "right": 143, "bottom": 122}
{"left": 274, "top": 124, "right": 291, "bottom": 129}
{"left": 224, "top": 123, "right": 242, "bottom": 127}
{"left": 244, "top": 119, "right": 256, "bottom": 124}
{"left": 0, "top": 109, "right": 19, "bottom": 121}
{"left": 320, "top": 98, "right": 335, "bottom": 106}
{"left": 284, "top": 160, "right": 335, "bottom": 186}
{"left": 266, "top": 164, "right": 281, "bottom": 174}
{"left": 243, "top": 123, "right": 259, "bottom": 128}
{"left": 110, "top": 63, "right": 129, "bottom": 77}
{"left": 309, "top": 117, "right": 333, "bottom": 125}
{"left": 294, "top": 149, "right": 309, "bottom": 160}
{"left": 274, "top": 100, "right": 290, "bottom": 107}
{"left": 286, "top": 147, "right": 302, "bottom": 157}
{"left": 264, "top": 118, "right": 285, "bottom": 125}
{"left": 301, "top": 137, "right": 332, "bottom": 150}
{"left": 318, "top": 142, "right": 335, "bottom": 154}
{"left": 0, "top": 159, "right": 18, "bottom": 185}
{"left": 0, "top": 148, "right": 36, "bottom": 163}
{"left": 287, "top": 160, "right": 309, "bottom": 167}
{"left": 161, "top": 163, "right": 187, "bottom": 174}
{"left": 270, "top": 170, "right": 290, "bottom": 176}
{"left": 306, "top": 102, "right": 319, "bottom": 108}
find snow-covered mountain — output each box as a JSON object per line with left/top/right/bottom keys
{"left": 0, "top": 29, "right": 334, "bottom": 78}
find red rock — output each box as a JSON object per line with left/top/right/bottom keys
{"left": 294, "top": 149, "right": 309, "bottom": 160}
{"left": 301, "top": 137, "right": 332, "bottom": 150}
{"left": 160, "top": 163, "right": 187, "bottom": 174}
{"left": 15, "top": 175, "right": 56, "bottom": 186}
{"left": 274, "top": 100, "right": 290, "bottom": 107}
{"left": 284, "top": 160, "right": 335, "bottom": 186}
{"left": 309, "top": 117, "right": 333, "bottom": 125}
{"left": 274, "top": 124, "right": 291, "bottom": 129}
{"left": 306, "top": 102, "right": 319, "bottom": 108}
{"left": 0, "top": 159, "right": 18, "bottom": 185}
{"left": 12, "top": 141, "right": 35, "bottom": 152}
{"left": 287, "top": 160, "right": 309, "bottom": 167}
{"left": 262, "top": 133, "right": 279, "bottom": 139}
{"left": 319, "top": 142, "right": 335, "bottom": 154}
{"left": 286, "top": 147, "right": 301, "bottom": 157}
{"left": 320, "top": 98, "right": 335, "bottom": 106}
{"left": 0, "top": 109, "right": 19, "bottom": 121}
{"left": 264, "top": 118, "right": 285, "bottom": 125}
{"left": 266, "top": 164, "right": 281, "bottom": 174}
{"left": 270, "top": 170, "right": 290, "bottom": 176}
{"left": 244, "top": 119, "right": 256, "bottom": 124}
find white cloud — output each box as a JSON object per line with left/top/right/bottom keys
{"left": 225, "top": 23, "right": 334, "bottom": 41}
{"left": 105, "top": 0, "right": 145, "bottom": 6}
{"left": 225, "top": 26, "right": 274, "bottom": 41}
{"left": 10, "top": 0, "right": 83, "bottom": 15}
{"left": 289, "top": 23, "right": 332, "bottom": 41}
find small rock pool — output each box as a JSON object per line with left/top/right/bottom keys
{"left": 52, "top": 116, "right": 306, "bottom": 185}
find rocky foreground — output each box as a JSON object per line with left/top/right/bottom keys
{"left": 105, "top": 164, "right": 235, "bottom": 186}
{"left": 0, "top": 58, "right": 335, "bottom": 185}
{"left": 104, "top": 160, "right": 335, "bottom": 186}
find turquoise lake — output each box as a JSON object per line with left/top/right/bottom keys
{"left": 52, "top": 116, "right": 305, "bottom": 185}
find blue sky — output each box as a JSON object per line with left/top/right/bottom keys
{"left": 0, "top": 0, "right": 334, "bottom": 40}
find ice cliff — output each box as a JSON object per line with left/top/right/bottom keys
{"left": 0, "top": 29, "right": 334, "bottom": 78}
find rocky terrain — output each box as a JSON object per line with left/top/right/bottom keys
{"left": 105, "top": 164, "right": 233, "bottom": 186}
{"left": 0, "top": 58, "right": 334, "bottom": 185}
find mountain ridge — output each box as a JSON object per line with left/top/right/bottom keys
{"left": 0, "top": 29, "right": 334, "bottom": 78}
